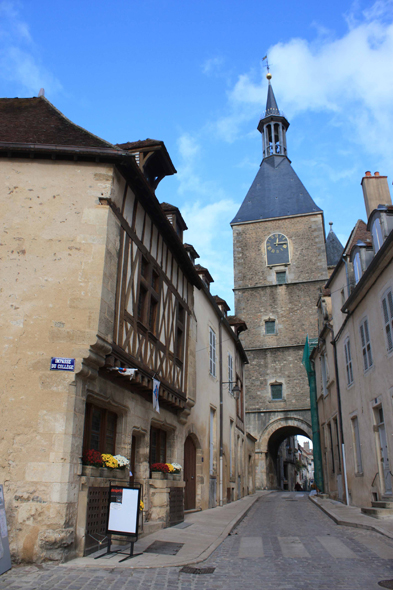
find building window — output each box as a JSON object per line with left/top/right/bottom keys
{"left": 150, "top": 426, "right": 166, "bottom": 465}
{"left": 83, "top": 403, "right": 117, "bottom": 455}
{"left": 228, "top": 353, "right": 233, "bottom": 394}
{"left": 276, "top": 271, "right": 287, "bottom": 284}
{"left": 372, "top": 218, "right": 383, "bottom": 253}
{"left": 265, "top": 320, "right": 276, "bottom": 335}
{"left": 328, "top": 422, "right": 335, "bottom": 473}
{"left": 137, "top": 254, "right": 160, "bottom": 333}
{"left": 359, "top": 318, "right": 373, "bottom": 371}
{"left": 334, "top": 417, "right": 341, "bottom": 473}
{"left": 321, "top": 351, "right": 329, "bottom": 396}
{"left": 382, "top": 289, "right": 393, "bottom": 352}
{"left": 175, "top": 303, "right": 185, "bottom": 361}
{"left": 353, "top": 252, "right": 362, "bottom": 284}
{"left": 209, "top": 327, "right": 216, "bottom": 377}
{"left": 351, "top": 416, "right": 363, "bottom": 474}
{"left": 344, "top": 338, "right": 354, "bottom": 386}
{"left": 270, "top": 382, "right": 283, "bottom": 400}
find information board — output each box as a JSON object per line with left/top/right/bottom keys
{"left": 107, "top": 486, "right": 140, "bottom": 536}
{"left": 0, "top": 485, "right": 11, "bottom": 575}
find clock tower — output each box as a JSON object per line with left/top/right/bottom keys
{"left": 231, "top": 74, "right": 329, "bottom": 489}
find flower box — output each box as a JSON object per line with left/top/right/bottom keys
{"left": 151, "top": 472, "right": 165, "bottom": 480}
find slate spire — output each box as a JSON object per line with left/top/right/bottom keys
{"left": 231, "top": 75, "right": 322, "bottom": 225}
{"left": 257, "top": 73, "right": 289, "bottom": 161}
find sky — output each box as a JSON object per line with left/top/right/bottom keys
{"left": 2, "top": 0, "right": 393, "bottom": 308}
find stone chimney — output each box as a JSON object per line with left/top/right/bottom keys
{"left": 361, "top": 171, "right": 392, "bottom": 219}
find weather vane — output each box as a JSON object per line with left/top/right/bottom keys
{"left": 262, "top": 55, "right": 272, "bottom": 81}
{"left": 262, "top": 55, "right": 272, "bottom": 84}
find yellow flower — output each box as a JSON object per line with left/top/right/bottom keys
{"left": 139, "top": 501, "right": 144, "bottom": 510}
{"left": 166, "top": 463, "right": 175, "bottom": 473}
{"left": 101, "top": 454, "right": 119, "bottom": 469}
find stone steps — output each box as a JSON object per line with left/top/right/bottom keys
{"left": 371, "top": 501, "right": 393, "bottom": 509}
{"left": 361, "top": 506, "right": 393, "bottom": 519}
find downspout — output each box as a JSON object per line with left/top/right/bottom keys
{"left": 219, "top": 317, "right": 224, "bottom": 507}
{"left": 327, "top": 324, "right": 350, "bottom": 505}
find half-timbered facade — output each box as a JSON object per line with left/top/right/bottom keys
{"left": 0, "top": 98, "right": 203, "bottom": 562}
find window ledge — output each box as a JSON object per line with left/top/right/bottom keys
{"left": 355, "top": 472, "right": 364, "bottom": 477}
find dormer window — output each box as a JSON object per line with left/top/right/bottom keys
{"left": 353, "top": 252, "right": 362, "bottom": 284}
{"left": 371, "top": 217, "right": 383, "bottom": 253}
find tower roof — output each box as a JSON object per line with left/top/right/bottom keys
{"left": 265, "top": 83, "right": 280, "bottom": 117}
{"left": 231, "top": 156, "right": 322, "bottom": 224}
{"left": 325, "top": 224, "right": 344, "bottom": 267}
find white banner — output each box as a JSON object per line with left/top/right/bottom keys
{"left": 153, "top": 379, "right": 160, "bottom": 413}
{"left": 109, "top": 367, "right": 137, "bottom": 380}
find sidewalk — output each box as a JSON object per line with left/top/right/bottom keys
{"left": 310, "top": 494, "right": 393, "bottom": 539}
{"left": 62, "top": 491, "right": 268, "bottom": 570}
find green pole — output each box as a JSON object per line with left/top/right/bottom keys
{"left": 302, "top": 336, "right": 324, "bottom": 493}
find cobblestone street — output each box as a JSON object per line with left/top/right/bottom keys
{"left": 2, "top": 493, "right": 393, "bottom": 590}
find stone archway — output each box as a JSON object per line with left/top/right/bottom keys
{"left": 256, "top": 416, "right": 313, "bottom": 490}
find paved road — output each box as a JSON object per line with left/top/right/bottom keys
{"left": 2, "top": 492, "right": 393, "bottom": 589}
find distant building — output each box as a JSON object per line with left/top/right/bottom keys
{"left": 312, "top": 171, "right": 393, "bottom": 507}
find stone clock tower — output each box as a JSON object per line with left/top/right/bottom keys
{"left": 231, "top": 74, "right": 329, "bottom": 489}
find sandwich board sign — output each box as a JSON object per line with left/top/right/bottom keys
{"left": 96, "top": 485, "right": 141, "bottom": 562}
{"left": 0, "top": 485, "right": 11, "bottom": 575}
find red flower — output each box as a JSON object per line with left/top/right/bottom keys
{"left": 151, "top": 463, "right": 170, "bottom": 473}
{"left": 82, "top": 449, "right": 103, "bottom": 467}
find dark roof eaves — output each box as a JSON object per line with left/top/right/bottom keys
{"left": 231, "top": 210, "right": 324, "bottom": 227}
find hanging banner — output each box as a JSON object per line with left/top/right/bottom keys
{"left": 152, "top": 379, "right": 160, "bottom": 413}
{"left": 109, "top": 367, "right": 137, "bottom": 380}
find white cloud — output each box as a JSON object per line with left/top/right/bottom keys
{"left": 0, "top": 0, "right": 62, "bottom": 96}
{"left": 202, "top": 56, "right": 224, "bottom": 76}
{"left": 211, "top": 1, "right": 393, "bottom": 168}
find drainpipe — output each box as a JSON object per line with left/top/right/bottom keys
{"left": 219, "top": 316, "right": 224, "bottom": 507}
{"left": 327, "top": 324, "right": 350, "bottom": 505}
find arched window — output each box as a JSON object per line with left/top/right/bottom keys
{"left": 353, "top": 252, "right": 362, "bottom": 284}
{"left": 371, "top": 218, "right": 383, "bottom": 253}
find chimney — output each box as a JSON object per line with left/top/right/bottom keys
{"left": 361, "top": 171, "right": 392, "bottom": 219}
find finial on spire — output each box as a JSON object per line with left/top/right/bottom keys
{"left": 262, "top": 55, "right": 272, "bottom": 82}
{"left": 329, "top": 222, "right": 333, "bottom": 230}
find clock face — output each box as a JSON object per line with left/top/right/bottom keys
{"left": 266, "top": 233, "right": 289, "bottom": 265}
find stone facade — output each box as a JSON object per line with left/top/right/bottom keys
{"left": 313, "top": 172, "right": 393, "bottom": 507}
{"left": 231, "top": 80, "right": 328, "bottom": 489}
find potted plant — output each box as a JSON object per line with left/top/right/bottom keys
{"left": 82, "top": 449, "right": 103, "bottom": 477}
{"left": 150, "top": 462, "right": 170, "bottom": 479}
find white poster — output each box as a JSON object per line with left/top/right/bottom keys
{"left": 107, "top": 487, "right": 140, "bottom": 535}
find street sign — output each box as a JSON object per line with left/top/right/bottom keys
{"left": 50, "top": 358, "right": 75, "bottom": 371}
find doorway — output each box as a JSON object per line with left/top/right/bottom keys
{"left": 376, "top": 407, "right": 392, "bottom": 495}
{"left": 184, "top": 435, "right": 196, "bottom": 510}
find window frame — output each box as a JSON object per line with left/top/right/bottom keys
{"left": 359, "top": 317, "right": 373, "bottom": 372}
{"left": 270, "top": 382, "right": 283, "bottom": 401}
{"left": 149, "top": 426, "right": 167, "bottom": 465}
{"left": 137, "top": 254, "right": 161, "bottom": 334}
{"left": 382, "top": 288, "right": 393, "bottom": 353}
{"left": 83, "top": 403, "right": 117, "bottom": 455}
{"left": 344, "top": 337, "right": 354, "bottom": 386}
{"left": 228, "top": 353, "right": 233, "bottom": 394}
{"left": 353, "top": 252, "right": 362, "bottom": 284}
{"left": 351, "top": 415, "right": 363, "bottom": 474}
{"left": 372, "top": 217, "right": 383, "bottom": 253}
{"left": 265, "top": 320, "right": 276, "bottom": 335}
{"left": 209, "top": 327, "right": 216, "bottom": 377}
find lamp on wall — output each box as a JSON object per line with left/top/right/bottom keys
{"left": 222, "top": 381, "right": 241, "bottom": 400}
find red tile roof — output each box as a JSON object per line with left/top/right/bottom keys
{"left": 0, "top": 97, "right": 117, "bottom": 149}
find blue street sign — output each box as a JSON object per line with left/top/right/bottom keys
{"left": 50, "top": 357, "right": 75, "bottom": 371}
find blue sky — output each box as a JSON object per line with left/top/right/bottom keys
{"left": 2, "top": 0, "right": 393, "bottom": 308}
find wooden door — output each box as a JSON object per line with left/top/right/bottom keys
{"left": 184, "top": 436, "right": 196, "bottom": 510}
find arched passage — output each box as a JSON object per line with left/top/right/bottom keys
{"left": 258, "top": 417, "right": 313, "bottom": 490}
